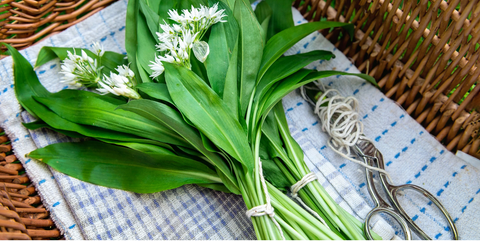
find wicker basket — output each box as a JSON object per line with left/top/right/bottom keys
{"left": 0, "top": 0, "right": 117, "bottom": 50}
{"left": 0, "top": 129, "right": 61, "bottom": 240}
{"left": 296, "top": 0, "right": 480, "bottom": 158}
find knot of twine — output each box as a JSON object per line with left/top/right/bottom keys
{"left": 290, "top": 172, "right": 318, "bottom": 199}
{"left": 314, "top": 89, "right": 391, "bottom": 179}
{"left": 245, "top": 160, "right": 285, "bottom": 240}
{"left": 290, "top": 172, "right": 330, "bottom": 228}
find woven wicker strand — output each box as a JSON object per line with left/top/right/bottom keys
{"left": 0, "top": 128, "right": 61, "bottom": 240}
{"left": 0, "top": 0, "right": 118, "bottom": 49}
{"left": 296, "top": 0, "right": 480, "bottom": 158}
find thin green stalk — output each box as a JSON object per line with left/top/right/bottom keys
{"left": 268, "top": 183, "right": 342, "bottom": 240}
{"left": 275, "top": 156, "right": 345, "bottom": 237}
{"left": 274, "top": 215, "right": 309, "bottom": 240}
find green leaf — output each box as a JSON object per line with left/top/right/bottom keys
{"left": 178, "top": 0, "right": 207, "bottom": 9}
{"left": 29, "top": 141, "right": 222, "bottom": 193}
{"left": 136, "top": 54, "right": 154, "bottom": 83}
{"left": 223, "top": 39, "right": 239, "bottom": 118}
{"left": 219, "top": 0, "right": 235, "bottom": 10}
{"left": 144, "top": 0, "right": 161, "bottom": 15}
{"left": 234, "top": 0, "right": 265, "bottom": 116}
{"left": 264, "top": 0, "right": 294, "bottom": 40}
{"left": 158, "top": 0, "right": 177, "bottom": 23}
{"left": 255, "top": 50, "right": 335, "bottom": 101}
{"left": 164, "top": 63, "right": 253, "bottom": 173}
{"left": 139, "top": 0, "right": 160, "bottom": 39}
{"left": 260, "top": 71, "right": 374, "bottom": 118}
{"left": 204, "top": 1, "right": 239, "bottom": 97}
{"left": 101, "top": 51, "right": 129, "bottom": 74}
{"left": 254, "top": 1, "right": 272, "bottom": 25}
{"left": 22, "top": 120, "right": 86, "bottom": 138}
{"left": 258, "top": 22, "right": 354, "bottom": 81}
{"left": 99, "top": 138, "right": 175, "bottom": 154}
{"left": 136, "top": 82, "right": 173, "bottom": 104}
{"left": 136, "top": 11, "right": 157, "bottom": 80}
{"left": 272, "top": 102, "right": 304, "bottom": 165}
{"left": 197, "top": 183, "right": 232, "bottom": 193}
{"left": 33, "top": 93, "right": 190, "bottom": 148}
{"left": 126, "top": 0, "right": 140, "bottom": 78}
{"left": 259, "top": 16, "right": 271, "bottom": 41}
{"left": 190, "top": 55, "right": 208, "bottom": 83}
{"left": 4, "top": 43, "right": 50, "bottom": 118}
{"left": 261, "top": 157, "right": 291, "bottom": 191}
{"left": 254, "top": 69, "right": 311, "bottom": 125}
{"left": 119, "top": 99, "right": 240, "bottom": 194}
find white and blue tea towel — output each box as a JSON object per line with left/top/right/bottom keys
{"left": 0, "top": 1, "right": 478, "bottom": 239}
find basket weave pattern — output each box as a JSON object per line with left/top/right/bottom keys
{"left": 0, "top": 0, "right": 117, "bottom": 49}
{"left": 296, "top": 0, "right": 480, "bottom": 157}
{"left": 0, "top": 130, "right": 60, "bottom": 240}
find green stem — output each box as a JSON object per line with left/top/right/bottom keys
{"left": 267, "top": 182, "right": 342, "bottom": 240}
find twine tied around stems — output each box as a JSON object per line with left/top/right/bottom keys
{"left": 290, "top": 172, "right": 330, "bottom": 229}
{"left": 245, "top": 160, "right": 285, "bottom": 240}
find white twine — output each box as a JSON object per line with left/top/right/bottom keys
{"left": 246, "top": 160, "right": 285, "bottom": 240}
{"left": 290, "top": 172, "right": 330, "bottom": 229}
{"left": 314, "top": 89, "right": 392, "bottom": 180}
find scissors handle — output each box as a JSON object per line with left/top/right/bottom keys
{"left": 364, "top": 206, "right": 412, "bottom": 240}
{"left": 386, "top": 183, "right": 459, "bottom": 240}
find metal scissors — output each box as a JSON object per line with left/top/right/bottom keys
{"left": 299, "top": 84, "right": 459, "bottom": 240}
{"left": 352, "top": 138, "right": 459, "bottom": 240}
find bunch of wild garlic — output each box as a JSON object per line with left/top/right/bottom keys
{"left": 7, "top": 0, "right": 379, "bottom": 240}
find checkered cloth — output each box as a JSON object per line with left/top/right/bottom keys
{"left": 0, "top": 0, "right": 478, "bottom": 239}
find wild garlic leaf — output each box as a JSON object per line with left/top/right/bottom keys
{"left": 119, "top": 98, "right": 240, "bottom": 194}
{"left": 260, "top": 71, "right": 374, "bottom": 118}
{"left": 136, "top": 11, "right": 157, "bottom": 79}
{"left": 164, "top": 62, "right": 254, "bottom": 173}
{"left": 205, "top": 1, "right": 239, "bottom": 98}
{"left": 255, "top": 50, "right": 335, "bottom": 102}
{"left": 33, "top": 94, "right": 190, "bottom": 148}
{"left": 125, "top": 0, "right": 140, "bottom": 78}
{"left": 258, "top": 22, "right": 354, "bottom": 81}
{"left": 29, "top": 141, "right": 222, "bottom": 193}
{"left": 136, "top": 82, "right": 173, "bottom": 104}
{"left": 234, "top": 0, "right": 265, "bottom": 116}
{"left": 98, "top": 139, "right": 176, "bottom": 155}
{"left": 139, "top": 0, "right": 160, "bottom": 41}
{"left": 264, "top": 0, "right": 294, "bottom": 40}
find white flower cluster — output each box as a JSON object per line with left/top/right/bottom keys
{"left": 60, "top": 50, "right": 101, "bottom": 88}
{"left": 97, "top": 65, "right": 140, "bottom": 100}
{"left": 60, "top": 42, "right": 140, "bottom": 99}
{"left": 149, "top": 3, "right": 226, "bottom": 79}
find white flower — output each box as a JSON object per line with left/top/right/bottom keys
{"left": 80, "top": 50, "right": 94, "bottom": 64}
{"left": 97, "top": 73, "right": 140, "bottom": 99}
{"left": 168, "top": 10, "right": 184, "bottom": 23}
{"left": 149, "top": 57, "right": 165, "bottom": 78}
{"left": 207, "top": 3, "right": 227, "bottom": 24}
{"left": 60, "top": 50, "right": 100, "bottom": 87}
{"left": 116, "top": 65, "right": 134, "bottom": 79}
{"left": 92, "top": 42, "right": 105, "bottom": 57}
{"left": 150, "top": 4, "right": 226, "bottom": 73}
